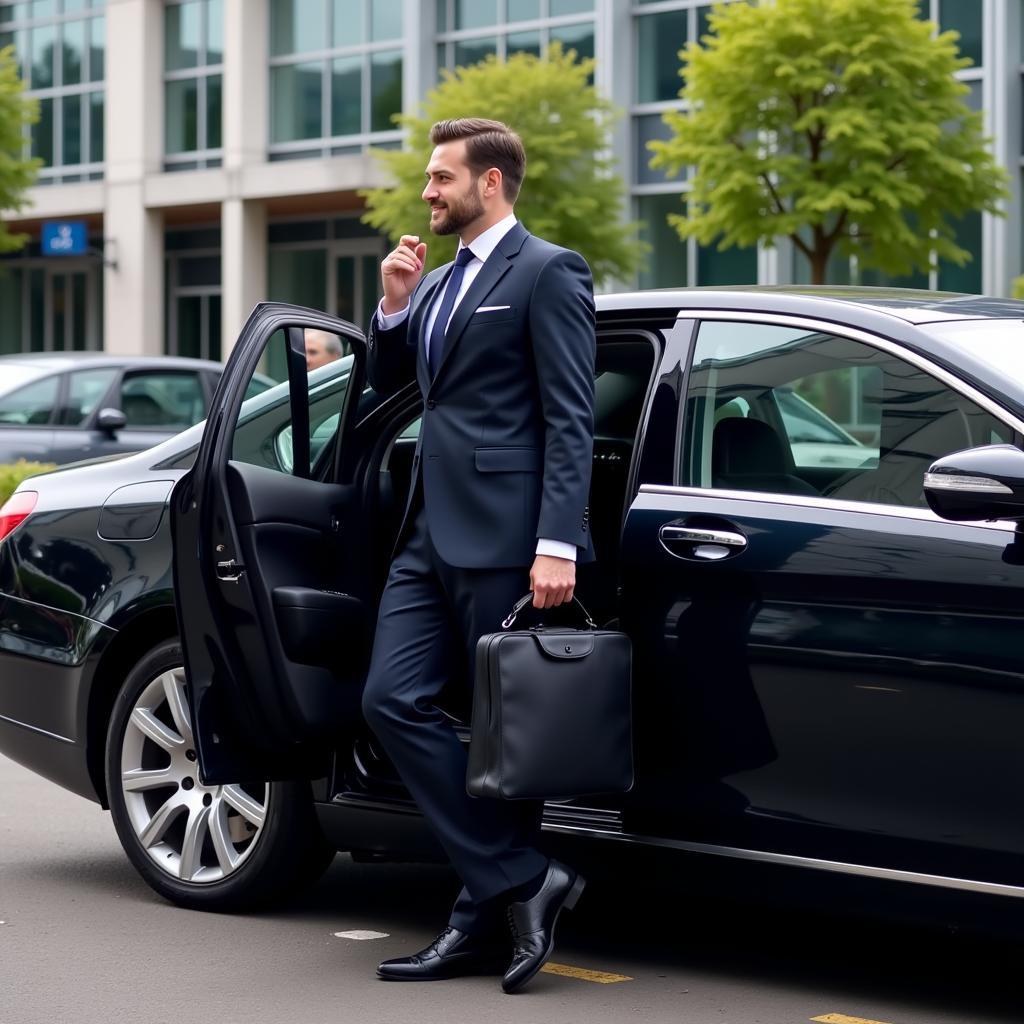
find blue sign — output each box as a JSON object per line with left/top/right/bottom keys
{"left": 41, "top": 220, "right": 89, "bottom": 257}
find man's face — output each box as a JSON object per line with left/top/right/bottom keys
{"left": 304, "top": 332, "right": 339, "bottom": 371}
{"left": 421, "top": 140, "right": 486, "bottom": 236}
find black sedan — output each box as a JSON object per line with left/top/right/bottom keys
{"left": 3, "top": 288, "right": 1024, "bottom": 914}
{"left": 0, "top": 353, "right": 272, "bottom": 465}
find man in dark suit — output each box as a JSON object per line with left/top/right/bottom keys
{"left": 361, "top": 118, "right": 596, "bottom": 994}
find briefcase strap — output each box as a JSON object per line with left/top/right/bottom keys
{"left": 501, "top": 592, "right": 598, "bottom": 631}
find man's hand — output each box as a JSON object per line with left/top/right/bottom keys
{"left": 530, "top": 554, "right": 575, "bottom": 609}
{"left": 381, "top": 234, "right": 427, "bottom": 315}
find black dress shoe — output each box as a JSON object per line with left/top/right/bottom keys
{"left": 502, "top": 861, "right": 586, "bottom": 994}
{"left": 376, "top": 927, "right": 509, "bottom": 981}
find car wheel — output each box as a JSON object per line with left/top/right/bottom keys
{"left": 105, "top": 639, "right": 335, "bottom": 910}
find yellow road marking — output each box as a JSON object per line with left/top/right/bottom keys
{"left": 540, "top": 962, "right": 634, "bottom": 984}
{"left": 812, "top": 1015, "right": 894, "bottom": 1024}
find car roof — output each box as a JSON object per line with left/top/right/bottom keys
{"left": 0, "top": 353, "right": 223, "bottom": 372}
{"left": 595, "top": 286, "right": 1024, "bottom": 325}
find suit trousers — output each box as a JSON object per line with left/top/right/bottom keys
{"left": 360, "top": 502, "right": 547, "bottom": 935}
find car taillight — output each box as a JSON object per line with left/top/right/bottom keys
{"left": 0, "top": 491, "right": 38, "bottom": 543}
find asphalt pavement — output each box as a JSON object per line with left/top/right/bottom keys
{"left": 2, "top": 751, "right": 1022, "bottom": 1024}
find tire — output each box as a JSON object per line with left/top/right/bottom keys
{"left": 104, "top": 638, "right": 336, "bottom": 911}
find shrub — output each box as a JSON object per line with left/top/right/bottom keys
{"left": 0, "top": 460, "right": 57, "bottom": 505}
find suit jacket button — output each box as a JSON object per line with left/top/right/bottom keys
{"left": 426, "top": 399, "right": 436, "bottom": 409}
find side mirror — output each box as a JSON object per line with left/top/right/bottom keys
{"left": 96, "top": 407, "right": 127, "bottom": 435}
{"left": 924, "top": 444, "right": 1024, "bottom": 523}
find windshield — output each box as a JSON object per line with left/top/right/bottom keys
{"left": 927, "top": 319, "right": 1024, "bottom": 384}
{"left": 0, "top": 364, "right": 52, "bottom": 396}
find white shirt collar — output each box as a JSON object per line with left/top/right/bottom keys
{"left": 459, "top": 213, "right": 518, "bottom": 265}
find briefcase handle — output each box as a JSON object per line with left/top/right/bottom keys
{"left": 501, "top": 592, "right": 598, "bottom": 630}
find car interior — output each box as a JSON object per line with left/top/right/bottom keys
{"left": 350, "top": 332, "right": 660, "bottom": 780}
{"left": 373, "top": 336, "right": 660, "bottom": 635}
{"left": 687, "top": 330, "right": 1016, "bottom": 509}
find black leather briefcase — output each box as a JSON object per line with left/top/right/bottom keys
{"left": 466, "top": 593, "right": 634, "bottom": 801}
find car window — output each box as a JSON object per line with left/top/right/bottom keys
{"left": 0, "top": 364, "right": 52, "bottom": 394}
{"left": 0, "top": 375, "right": 59, "bottom": 425}
{"left": 120, "top": 371, "right": 206, "bottom": 430}
{"left": 231, "top": 330, "right": 352, "bottom": 475}
{"left": 681, "top": 320, "right": 1013, "bottom": 508}
{"left": 62, "top": 368, "right": 118, "bottom": 426}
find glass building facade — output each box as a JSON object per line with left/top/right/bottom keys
{"left": 268, "top": 0, "right": 404, "bottom": 159}
{"left": 164, "top": 0, "right": 223, "bottom": 169}
{"left": 0, "top": 0, "right": 105, "bottom": 184}
{"left": 0, "top": 0, "right": 1020, "bottom": 359}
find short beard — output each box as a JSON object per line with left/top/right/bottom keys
{"left": 431, "top": 181, "right": 486, "bottom": 236}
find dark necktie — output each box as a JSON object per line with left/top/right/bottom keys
{"left": 428, "top": 246, "right": 475, "bottom": 377}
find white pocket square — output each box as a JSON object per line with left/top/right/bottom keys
{"left": 476, "top": 305, "right": 511, "bottom": 312}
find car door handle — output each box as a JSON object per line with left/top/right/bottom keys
{"left": 659, "top": 525, "right": 748, "bottom": 549}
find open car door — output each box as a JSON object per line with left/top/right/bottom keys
{"left": 170, "top": 303, "right": 371, "bottom": 784}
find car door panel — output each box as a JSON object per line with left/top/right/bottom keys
{"left": 171, "top": 306, "right": 369, "bottom": 785}
{"left": 623, "top": 486, "right": 1024, "bottom": 880}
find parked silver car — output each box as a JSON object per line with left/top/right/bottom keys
{"left": 0, "top": 353, "right": 271, "bottom": 465}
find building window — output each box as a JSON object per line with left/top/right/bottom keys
{"left": 0, "top": 0, "right": 105, "bottom": 184}
{"left": 166, "top": 225, "right": 221, "bottom": 360}
{"left": 632, "top": 1, "right": 756, "bottom": 288}
{"left": 267, "top": 215, "right": 385, "bottom": 331}
{"left": 435, "top": 0, "right": 594, "bottom": 71}
{"left": 164, "top": 0, "right": 223, "bottom": 171}
{"left": 268, "top": 0, "right": 403, "bottom": 160}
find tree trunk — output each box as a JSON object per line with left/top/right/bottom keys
{"left": 809, "top": 248, "right": 828, "bottom": 285}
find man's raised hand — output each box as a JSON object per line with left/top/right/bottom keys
{"left": 381, "top": 235, "right": 427, "bottom": 314}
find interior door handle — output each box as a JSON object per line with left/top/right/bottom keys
{"left": 216, "top": 559, "right": 245, "bottom": 583}
{"left": 659, "top": 525, "right": 747, "bottom": 549}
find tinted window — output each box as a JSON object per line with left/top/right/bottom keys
{"left": 120, "top": 371, "right": 205, "bottom": 429}
{"left": 681, "top": 321, "right": 1013, "bottom": 508}
{"left": 231, "top": 330, "right": 351, "bottom": 475}
{"left": 62, "top": 367, "right": 118, "bottom": 425}
{"left": 0, "top": 375, "right": 59, "bottom": 425}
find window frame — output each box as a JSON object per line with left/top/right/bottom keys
{"left": 674, "top": 311, "right": 1024, "bottom": 515}
{"left": 266, "top": 0, "right": 404, "bottom": 159}
{"left": 163, "top": 0, "right": 225, "bottom": 170}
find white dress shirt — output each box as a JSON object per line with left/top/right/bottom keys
{"left": 376, "top": 214, "right": 577, "bottom": 562}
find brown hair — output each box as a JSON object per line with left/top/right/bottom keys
{"left": 429, "top": 118, "right": 526, "bottom": 203}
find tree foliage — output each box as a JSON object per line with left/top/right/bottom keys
{"left": 362, "top": 45, "right": 644, "bottom": 288}
{"left": 649, "top": 0, "right": 1008, "bottom": 285}
{"left": 0, "top": 45, "right": 39, "bottom": 254}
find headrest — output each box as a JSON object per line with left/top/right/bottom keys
{"left": 712, "top": 417, "right": 789, "bottom": 477}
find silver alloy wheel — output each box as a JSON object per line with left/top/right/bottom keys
{"left": 120, "top": 667, "right": 269, "bottom": 884}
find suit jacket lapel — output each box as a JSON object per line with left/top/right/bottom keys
{"left": 430, "top": 222, "right": 529, "bottom": 388}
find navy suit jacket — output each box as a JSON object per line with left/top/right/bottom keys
{"left": 367, "top": 221, "right": 596, "bottom": 570}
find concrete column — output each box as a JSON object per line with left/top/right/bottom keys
{"left": 223, "top": 0, "right": 268, "bottom": 174}
{"left": 602, "top": 0, "right": 634, "bottom": 292}
{"left": 102, "top": 0, "right": 164, "bottom": 355}
{"left": 221, "top": 198, "right": 267, "bottom": 356}
{"left": 221, "top": 0, "right": 269, "bottom": 356}
{"left": 981, "top": 0, "right": 1022, "bottom": 295}
{"left": 404, "top": 0, "right": 431, "bottom": 122}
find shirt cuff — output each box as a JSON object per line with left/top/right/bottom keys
{"left": 376, "top": 299, "right": 410, "bottom": 330}
{"left": 536, "top": 538, "right": 577, "bottom": 561}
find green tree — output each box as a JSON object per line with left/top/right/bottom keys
{"left": 362, "top": 44, "right": 644, "bottom": 288}
{"left": 0, "top": 45, "right": 40, "bottom": 254}
{"left": 649, "top": 0, "right": 1008, "bottom": 285}
{"left": 1012, "top": 276, "right": 1024, "bottom": 301}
